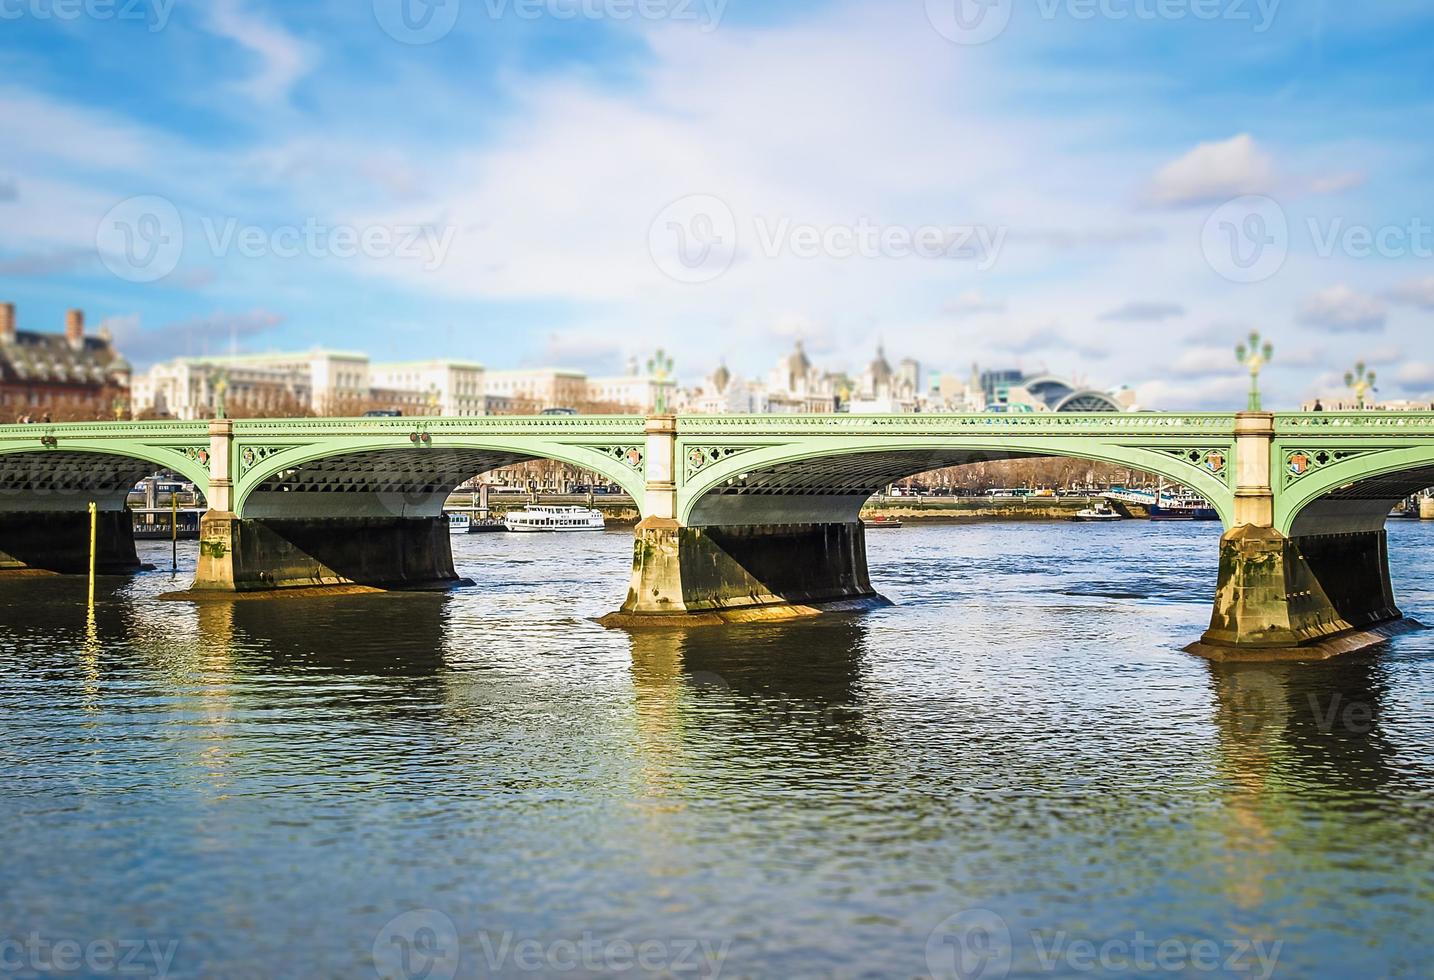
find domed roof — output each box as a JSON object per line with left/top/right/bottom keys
{"left": 786, "top": 340, "right": 811, "bottom": 376}
{"left": 712, "top": 362, "right": 731, "bottom": 392}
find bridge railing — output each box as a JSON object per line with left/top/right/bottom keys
{"left": 675, "top": 413, "right": 1238, "bottom": 434}
{"left": 0, "top": 420, "right": 212, "bottom": 439}
{"left": 228, "top": 416, "right": 649, "bottom": 435}
{"left": 1276, "top": 412, "right": 1434, "bottom": 433}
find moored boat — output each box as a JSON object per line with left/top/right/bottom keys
{"left": 862, "top": 516, "right": 903, "bottom": 529}
{"left": 1071, "top": 503, "right": 1122, "bottom": 523}
{"left": 503, "top": 505, "right": 605, "bottom": 532}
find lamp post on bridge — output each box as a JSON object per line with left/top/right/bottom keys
{"left": 1235, "top": 331, "right": 1273, "bottom": 412}
{"left": 1345, "top": 362, "right": 1377, "bottom": 409}
{"left": 213, "top": 368, "right": 229, "bottom": 420}
{"left": 648, "top": 349, "right": 675, "bottom": 415}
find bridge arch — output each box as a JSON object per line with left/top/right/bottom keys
{"left": 232, "top": 437, "right": 647, "bottom": 519}
{"left": 0, "top": 424, "right": 213, "bottom": 574}
{"left": 678, "top": 437, "right": 1236, "bottom": 527}
{"left": 0, "top": 441, "right": 211, "bottom": 511}
{"left": 1276, "top": 445, "right": 1434, "bottom": 536}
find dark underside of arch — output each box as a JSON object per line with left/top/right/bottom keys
{"left": 687, "top": 448, "right": 1212, "bottom": 525}
{"left": 241, "top": 449, "right": 545, "bottom": 519}
{"left": 0, "top": 451, "right": 185, "bottom": 574}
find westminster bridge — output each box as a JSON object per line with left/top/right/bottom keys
{"left": 2, "top": 411, "right": 1432, "bottom": 655}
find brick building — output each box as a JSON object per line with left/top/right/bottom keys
{"left": 0, "top": 304, "right": 132, "bottom": 422}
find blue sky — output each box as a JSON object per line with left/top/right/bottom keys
{"left": 2, "top": 0, "right": 1433, "bottom": 407}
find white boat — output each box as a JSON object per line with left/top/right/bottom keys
{"left": 1071, "top": 503, "right": 1122, "bottom": 523}
{"left": 503, "top": 505, "right": 606, "bottom": 533}
{"left": 447, "top": 512, "right": 472, "bottom": 533}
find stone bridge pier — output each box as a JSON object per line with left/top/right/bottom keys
{"left": 192, "top": 421, "right": 462, "bottom": 592}
{"left": 605, "top": 416, "right": 885, "bottom": 625}
{"left": 1199, "top": 413, "right": 1408, "bottom": 656}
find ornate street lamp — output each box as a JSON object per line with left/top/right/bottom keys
{"left": 213, "top": 368, "right": 229, "bottom": 420}
{"left": 1345, "top": 362, "right": 1377, "bottom": 409}
{"left": 647, "top": 349, "right": 675, "bottom": 414}
{"left": 1235, "top": 331, "right": 1273, "bottom": 412}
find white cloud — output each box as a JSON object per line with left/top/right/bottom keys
{"left": 1143, "top": 134, "right": 1276, "bottom": 209}
{"left": 1396, "top": 362, "right": 1434, "bottom": 390}
{"left": 1389, "top": 276, "right": 1434, "bottom": 310}
{"left": 945, "top": 290, "right": 1006, "bottom": 318}
{"left": 1098, "top": 301, "right": 1185, "bottom": 323}
{"left": 106, "top": 309, "right": 286, "bottom": 365}
{"left": 1297, "top": 285, "right": 1387, "bottom": 333}
{"left": 1169, "top": 345, "right": 1238, "bottom": 378}
{"left": 1135, "top": 375, "right": 1249, "bottom": 411}
{"left": 1307, "top": 171, "right": 1366, "bottom": 195}
{"left": 0, "top": 88, "right": 155, "bottom": 171}
{"left": 206, "top": 0, "right": 316, "bottom": 104}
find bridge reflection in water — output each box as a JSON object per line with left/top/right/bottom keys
{"left": 4, "top": 410, "right": 1434, "bottom": 655}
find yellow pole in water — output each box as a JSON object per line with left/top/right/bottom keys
{"left": 171, "top": 492, "right": 178, "bottom": 572}
{"left": 87, "top": 501, "right": 97, "bottom": 609}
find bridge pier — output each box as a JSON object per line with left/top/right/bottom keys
{"left": 0, "top": 509, "right": 140, "bottom": 575}
{"left": 1195, "top": 413, "right": 1406, "bottom": 658}
{"left": 602, "top": 416, "right": 886, "bottom": 624}
{"left": 1201, "top": 525, "right": 1400, "bottom": 652}
{"left": 188, "top": 419, "right": 463, "bottom": 593}
{"left": 192, "top": 511, "right": 462, "bottom": 592}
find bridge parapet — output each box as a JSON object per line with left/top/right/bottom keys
{"left": 675, "top": 412, "right": 1238, "bottom": 434}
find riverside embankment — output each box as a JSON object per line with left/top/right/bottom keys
{"left": 444, "top": 493, "right": 1148, "bottom": 525}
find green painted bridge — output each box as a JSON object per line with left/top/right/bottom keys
{"left": 2, "top": 411, "right": 1432, "bottom": 655}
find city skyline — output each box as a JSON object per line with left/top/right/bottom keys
{"left": 2, "top": 2, "right": 1433, "bottom": 411}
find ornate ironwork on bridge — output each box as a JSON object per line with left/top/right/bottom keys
{"left": 4, "top": 410, "right": 1434, "bottom": 656}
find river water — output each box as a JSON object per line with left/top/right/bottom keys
{"left": 2, "top": 521, "right": 1432, "bottom": 978}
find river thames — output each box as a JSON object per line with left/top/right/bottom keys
{"left": 2, "top": 521, "right": 1432, "bottom": 978}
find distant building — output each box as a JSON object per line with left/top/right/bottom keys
{"left": 369, "top": 360, "right": 488, "bottom": 416}
{"left": 687, "top": 363, "right": 770, "bottom": 414}
{"left": 484, "top": 369, "right": 589, "bottom": 412}
{"left": 134, "top": 350, "right": 491, "bottom": 418}
{"left": 0, "top": 304, "right": 131, "bottom": 421}
{"left": 134, "top": 350, "right": 369, "bottom": 418}
{"left": 765, "top": 341, "right": 839, "bottom": 413}
{"left": 587, "top": 358, "right": 677, "bottom": 413}
{"left": 923, "top": 363, "right": 1136, "bottom": 413}
{"left": 848, "top": 345, "right": 921, "bottom": 413}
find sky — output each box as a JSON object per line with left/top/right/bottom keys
{"left": 1, "top": 0, "right": 1433, "bottom": 409}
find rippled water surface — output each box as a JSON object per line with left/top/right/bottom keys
{"left": 3, "top": 521, "right": 1433, "bottom": 978}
